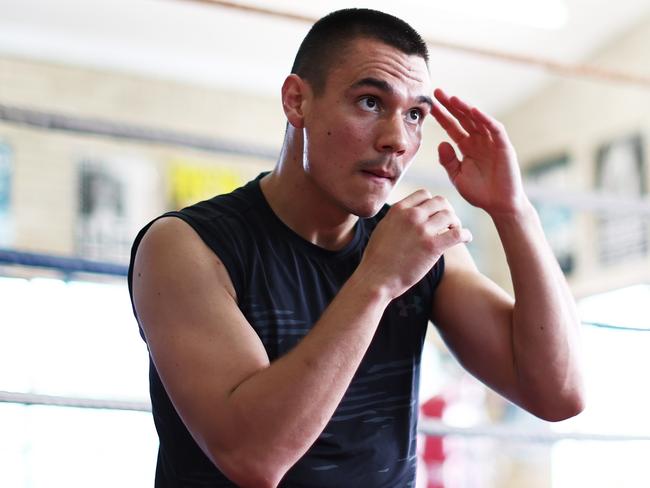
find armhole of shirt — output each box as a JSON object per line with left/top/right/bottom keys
{"left": 128, "top": 211, "right": 246, "bottom": 335}
{"left": 429, "top": 253, "right": 445, "bottom": 291}
{"left": 162, "top": 211, "right": 246, "bottom": 300}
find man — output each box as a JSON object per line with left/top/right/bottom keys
{"left": 128, "top": 8, "right": 584, "bottom": 488}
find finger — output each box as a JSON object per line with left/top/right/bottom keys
{"left": 468, "top": 108, "right": 491, "bottom": 137}
{"left": 426, "top": 208, "right": 462, "bottom": 233}
{"left": 437, "top": 142, "right": 461, "bottom": 180}
{"left": 447, "top": 95, "right": 480, "bottom": 135}
{"left": 448, "top": 93, "right": 473, "bottom": 113}
{"left": 434, "top": 226, "right": 473, "bottom": 250}
{"left": 470, "top": 107, "right": 507, "bottom": 144}
{"left": 430, "top": 91, "right": 468, "bottom": 144}
{"left": 450, "top": 98, "right": 491, "bottom": 137}
{"left": 393, "top": 188, "right": 433, "bottom": 210}
{"left": 415, "top": 195, "right": 454, "bottom": 218}
{"left": 433, "top": 89, "right": 482, "bottom": 136}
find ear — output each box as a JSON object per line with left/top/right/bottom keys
{"left": 281, "top": 74, "right": 310, "bottom": 129}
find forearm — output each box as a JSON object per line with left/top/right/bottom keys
{"left": 216, "top": 269, "right": 393, "bottom": 483}
{"left": 492, "top": 200, "right": 584, "bottom": 420}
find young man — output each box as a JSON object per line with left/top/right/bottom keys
{"left": 129, "top": 8, "right": 584, "bottom": 488}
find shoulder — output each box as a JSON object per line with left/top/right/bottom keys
{"left": 134, "top": 178, "right": 267, "bottom": 294}
{"left": 140, "top": 215, "right": 207, "bottom": 251}
{"left": 178, "top": 178, "right": 260, "bottom": 226}
{"left": 135, "top": 216, "right": 237, "bottom": 300}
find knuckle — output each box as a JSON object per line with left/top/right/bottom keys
{"left": 420, "top": 223, "right": 435, "bottom": 240}
{"left": 422, "top": 223, "right": 439, "bottom": 243}
{"left": 432, "top": 195, "right": 451, "bottom": 211}
{"left": 439, "top": 209, "right": 459, "bottom": 229}
{"left": 405, "top": 207, "right": 423, "bottom": 224}
{"left": 448, "top": 227, "right": 462, "bottom": 241}
{"left": 392, "top": 200, "right": 405, "bottom": 211}
{"left": 432, "top": 195, "right": 446, "bottom": 205}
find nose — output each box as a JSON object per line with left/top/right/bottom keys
{"left": 375, "top": 113, "right": 408, "bottom": 156}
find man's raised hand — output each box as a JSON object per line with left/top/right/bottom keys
{"left": 430, "top": 88, "right": 527, "bottom": 217}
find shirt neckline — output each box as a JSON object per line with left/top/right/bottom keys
{"left": 248, "top": 173, "right": 364, "bottom": 260}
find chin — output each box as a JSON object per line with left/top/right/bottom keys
{"left": 334, "top": 182, "right": 392, "bottom": 218}
{"left": 348, "top": 200, "right": 386, "bottom": 219}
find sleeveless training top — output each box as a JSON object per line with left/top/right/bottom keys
{"left": 128, "top": 174, "right": 445, "bottom": 487}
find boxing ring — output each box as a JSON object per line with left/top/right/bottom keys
{"left": 1, "top": 247, "right": 648, "bottom": 447}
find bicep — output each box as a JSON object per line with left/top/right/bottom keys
{"left": 132, "top": 217, "right": 269, "bottom": 455}
{"left": 431, "top": 244, "right": 519, "bottom": 400}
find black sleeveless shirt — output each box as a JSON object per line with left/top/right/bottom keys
{"left": 128, "top": 174, "right": 445, "bottom": 487}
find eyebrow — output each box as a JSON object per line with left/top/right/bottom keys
{"left": 349, "top": 77, "right": 433, "bottom": 110}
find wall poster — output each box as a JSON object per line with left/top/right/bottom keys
{"left": 168, "top": 158, "right": 244, "bottom": 210}
{"left": 526, "top": 154, "right": 575, "bottom": 274}
{"left": 595, "top": 135, "right": 647, "bottom": 265}
{"left": 77, "top": 157, "right": 161, "bottom": 264}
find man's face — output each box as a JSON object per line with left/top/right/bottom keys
{"left": 300, "top": 37, "right": 432, "bottom": 218}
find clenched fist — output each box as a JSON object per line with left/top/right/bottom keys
{"left": 358, "top": 189, "right": 472, "bottom": 300}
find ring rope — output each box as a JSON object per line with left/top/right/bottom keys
{"left": 2, "top": 390, "right": 649, "bottom": 444}
{"left": 418, "top": 418, "right": 650, "bottom": 443}
{"left": 0, "top": 248, "right": 128, "bottom": 277}
{"left": 1, "top": 249, "right": 647, "bottom": 331}
{"left": 0, "top": 390, "right": 151, "bottom": 412}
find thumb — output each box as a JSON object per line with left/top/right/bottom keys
{"left": 437, "top": 142, "right": 461, "bottom": 179}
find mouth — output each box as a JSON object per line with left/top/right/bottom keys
{"left": 360, "top": 169, "right": 396, "bottom": 182}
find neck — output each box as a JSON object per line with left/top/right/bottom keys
{"left": 260, "top": 128, "right": 358, "bottom": 251}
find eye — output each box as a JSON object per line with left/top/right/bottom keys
{"left": 358, "top": 96, "right": 381, "bottom": 112}
{"left": 406, "top": 108, "right": 423, "bottom": 124}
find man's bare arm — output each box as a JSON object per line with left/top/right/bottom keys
{"left": 132, "top": 190, "right": 470, "bottom": 487}
{"left": 429, "top": 88, "right": 585, "bottom": 421}
{"left": 433, "top": 226, "right": 584, "bottom": 421}
{"left": 495, "top": 202, "right": 584, "bottom": 419}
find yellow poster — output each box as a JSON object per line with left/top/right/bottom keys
{"left": 169, "top": 159, "right": 243, "bottom": 209}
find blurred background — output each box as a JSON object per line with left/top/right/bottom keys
{"left": 0, "top": 1, "right": 649, "bottom": 486}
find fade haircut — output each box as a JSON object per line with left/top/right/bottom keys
{"left": 290, "top": 8, "right": 429, "bottom": 97}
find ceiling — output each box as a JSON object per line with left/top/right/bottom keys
{"left": 1, "top": 0, "right": 650, "bottom": 115}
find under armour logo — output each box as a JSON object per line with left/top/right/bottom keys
{"left": 396, "top": 295, "right": 423, "bottom": 317}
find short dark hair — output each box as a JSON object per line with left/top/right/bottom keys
{"left": 290, "top": 8, "right": 429, "bottom": 96}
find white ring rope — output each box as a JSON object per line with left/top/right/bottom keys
{"left": 2, "top": 390, "right": 649, "bottom": 444}
{"left": 0, "top": 390, "right": 151, "bottom": 413}
{"left": 419, "top": 418, "right": 650, "bottom": 444}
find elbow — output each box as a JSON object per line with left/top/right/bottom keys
{"left": 530, "top": 390, "right": 586, "bottom": 422}
{"left": 208, "top": 447, "right": 288, "bottom": 488}
{"left": 559, "top": 391, "right": 587, "bottom": 421}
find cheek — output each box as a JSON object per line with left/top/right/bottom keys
{"left": 412, "top": 133, "right": 422, "bottom": 154}
{"left": 406, "top": 127, "right": 423, "bottom": 156}
{"left": 319, "top": 121, "right": 367, "bottom": 156}
{"left": 303, "top": 109, "right": 376, "bottom": 171}
{"left": 330, "top": 119, "right": 373, "bottom": 150}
